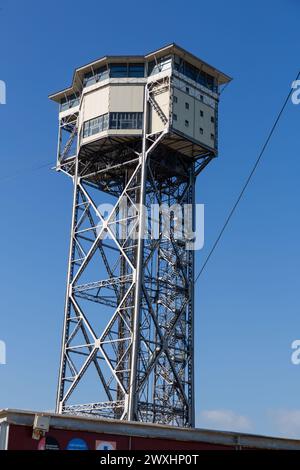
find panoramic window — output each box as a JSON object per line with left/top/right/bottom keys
{"left": 83, "top": 113, "right": 109, "bottom": 138}
{"left": 174, "top": 56, "right": 217, "bottom": 92}
{"left": 128, "top": 63, "right": 144, "bottom": 77}
{"left": 110, "top": 64, "right": 128, "bottom": 78}
{"left": 109, "top": 112, "right": 143, "bottom": 129}
{"left": 60, "top": 94, "right": 80, "bottom": 111}
{"left": 84, "top": 63, "right": 144, "bottom": 83}
{"left": 83, "top": 66, "right": 108, "bottom": 87}
{"left": 83, "top": 112, "right": 143, "bottom": 137}
{"left": 147, "top": 56, "right": 172, "bottom": 76}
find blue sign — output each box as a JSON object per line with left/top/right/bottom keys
{"left": 66, "top": 438, "right": 89, "bottom": 450}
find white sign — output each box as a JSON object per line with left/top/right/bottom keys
{"left": 95, "top": 440, "right": 116, "bottom": 450}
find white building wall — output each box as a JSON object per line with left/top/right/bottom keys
{"left": 172, "top": 86, "right": 216, "bottom": 149}
{"left": 75, "top": 70, "right": 217, "bottom": 152}
{"left": 81, "top": 86, "right": 109, "bottom": 122}
{"left": 109, "top": 85, "right": 144, "bottom": 112}
{"left": 150, "top": 89, "right": 170, "bottom": 134}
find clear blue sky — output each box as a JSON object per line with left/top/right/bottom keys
{"left": 0, "top": 0, "right": 300, "bottom": 438}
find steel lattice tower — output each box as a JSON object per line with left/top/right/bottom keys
{"left": 50, "top": 44, "right": 230, "bottom": 426}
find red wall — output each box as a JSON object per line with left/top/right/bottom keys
{"left": 7, "top": 424, "right": 230, "bottom": 450}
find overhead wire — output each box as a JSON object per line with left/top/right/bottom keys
{"left": 195, "top": 71, "right": 300, "bottom": 283}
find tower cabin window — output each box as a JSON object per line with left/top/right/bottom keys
{"left": 110, "top": 63, "right": 145, "bottom": 78}
{"left": 128, "top": 64, "right": 145, "bottom": 77}
{"left": 83, "top": 114, "right": 109, "bottom": 138}
{"left": 83, "top": 112, "right": 143, "bottom": 138}
{"left": 110, "top": 64, "right": 128, "bottom": 78}
{"left": 174, "top": 56, "right": 217, "bottom": 92}
{"left": 83, "top": 66, "right": 108, "bottom": 87}
{"left": 60, "top": 94, "right": 80, "bottom": 111}
{"left": 110, "top": 112, "right": 143, "bottom": 129}
{"left": 147, "top": 56, "right": 172, "bottom": 76}
{"left": 83, "top": 63, "right": 145, "bottom": 85}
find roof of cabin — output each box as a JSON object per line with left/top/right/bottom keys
{"left": 49, "top": 43, "right": 232, "bottom": 102}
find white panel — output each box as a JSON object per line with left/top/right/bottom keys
{"left": 109, "top": 85, "right": 144, "bottom": 112}
{"left": 150, "top": 89, "right": 170, "bottom": 134}
{"left": 82, "top": 87, "right": 109, "bottom": 122}
{"left": 172, "top": 87, "right": 216, "bottom": 149}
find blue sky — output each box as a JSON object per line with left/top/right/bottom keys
{"left": 0, "top": 0, "right": 300, "bottom": 438}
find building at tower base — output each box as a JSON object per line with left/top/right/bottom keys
{"left": 1, "top": 409, "right": 299, "bottom": 451}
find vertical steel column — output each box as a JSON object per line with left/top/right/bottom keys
{"left": 127, "top": 85, "right": 148, "bottom": 421}
{"left": 56, "top": 154, "right": 79, "bottom": 413}
{"left": 189, "top": 164, "right": 195, "bottom": 427}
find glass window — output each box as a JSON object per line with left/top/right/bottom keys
{"left": 184, "top": 62, "right": 198, "bottom": 82}
{"left": 210, "top": 133, "right": 215, "bottom": 140}
{"left": 60, "top": 94, "right": 80, "bottom": 111}
{"left": 173, "top": 114, "right": 177, "bottom": 121}
{"left": 109, "top": 112, "right": 143, "bottom": 129}
{"left": 173, "top": 95, "right": 178, "bottom": 103}
{"left": 200, "top": 110, "right": 204, "bottom": 117}
{"left": 103, "top": 113, "right": 109, "bottom": 130}
{"left": 83, "top": 112, "right": 143, "bottom": 137}
{"left": 109, "top": 112, "right": 118, "bottom": 129}
{"left": 174, "top": 56, "right": 184, "bottom": 74}
{"left": 83, "top": 70, "right": 96, "bottom": 87}
{"left": 211, "top": 116, "right": 215, "bottom": 123}
{"left": 128, "top": 63, "right": 144, "bottom": 77}
{"left": 84, "top": 63, "right": 145, "bottom": 82}
{"left": 110, "top": 64, "right": 128, "bottom": 78}
{"left": 95, "top": 66, "right": 109, "bottom": 82}
{"left": 185, "top": 102, "right": 189, "bottom": 110}
{"left": 185, "top": 120, "right": 189, "bottom": 127}
{"left": 121, "top": 113, "right": 134, "bottom": 129}
{"left": 83, "top": 113, "right": 109, "bottom": 138}
{"left": 199, "top": 127, "right": 203, "bottom": 134}
{"left": 83, "top": 66, "right": 108, "bottom": 87}
{"left": 185, "top": 87, "right": 190, "bottom": 94}
{"left": 147, "top": 56, "right": 172, "bottom": 76}
{"left": 174, "top": 56, "right": 217, "bottom": 92}
{"left": 90, "top": 117, "right": 100, "bottom": 135}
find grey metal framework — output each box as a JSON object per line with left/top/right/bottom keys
{"left": 55, "top": 75, "right": 214, "bottom": 427}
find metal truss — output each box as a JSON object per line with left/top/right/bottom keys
{"left": 56, "top": 76, "right": 213, "bottom": 427}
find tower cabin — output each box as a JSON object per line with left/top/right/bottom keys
{"left": 49, "top": 44, "right": 231, "bottom": 169}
